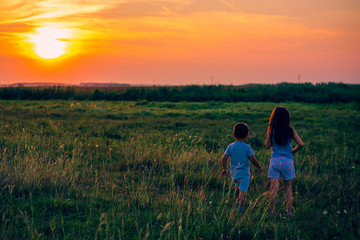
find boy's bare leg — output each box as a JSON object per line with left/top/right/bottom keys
{"left": 283, "top": 180, "right": 293, "bottom": 214}
{"left": 235, "top": 186, "right": 240, "bottom": 205}
{"left": 239, "top": 191, "right": 247, "bottom": 208}
{"left": 269, "top": 178, "right": 279, "bottom": 214}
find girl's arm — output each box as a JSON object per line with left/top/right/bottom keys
{"left": 250, "top": 155, "right": 263, "bottom": 173}
{"left": 265, "top": 127, "right": 272, "bottom": 149}
{"left": 292, "top": 128, "right": 304, "bottom": 155}
{"left": 221, "top": 154, "right": 229, "bottom": 176}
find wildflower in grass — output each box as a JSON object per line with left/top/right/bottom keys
{"left": 96, "top": 145, "right": 99, "bottom": 148}
{"left": 344, "top": 210, "right": 347, "bottom": 214}
{"left": 322, "top": 210, "right": 328, "bottom": 215}
{"left": 337, "top": 211, "right": 341, "bottom": 215}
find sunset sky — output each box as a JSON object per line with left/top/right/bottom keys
{"left": 1, "top": 0, "right": 359, "bottom": 85}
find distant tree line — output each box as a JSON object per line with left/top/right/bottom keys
{"left": 0, "top": 83, "right": 359, "bottom": 103}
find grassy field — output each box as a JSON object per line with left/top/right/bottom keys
{"left": 0, "top": 100, "right": 359, "bottom": 239}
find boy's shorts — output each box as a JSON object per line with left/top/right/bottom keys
{"left": 268, "top": 157, "right": 296, "bottom": 181}
{"left": 233, "top": 175, "right": 251, "bottom": 192}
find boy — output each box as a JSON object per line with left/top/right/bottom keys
{"left": 221, "top": 122, "right": 263, "bottom": 212}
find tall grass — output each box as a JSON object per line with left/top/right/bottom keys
{"left": 0, "top": 100, "right": 359, "bottom": 239}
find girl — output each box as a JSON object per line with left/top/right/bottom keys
{"left": 265, "top": 106, "right": 303, "bottom": 216}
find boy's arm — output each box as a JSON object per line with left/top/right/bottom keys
{"left": 221, "top": 154, "right": 229, "bottom": 176}
{"left": 249, "top": 155, "right": 263, "bottom": 173}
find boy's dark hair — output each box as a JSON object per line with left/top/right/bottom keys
{"left": 233, "top": 123, "right": 249, "bottom": 139}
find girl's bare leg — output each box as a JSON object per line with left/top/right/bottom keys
{"left": 269, "top": 178, "right": 279, "bottom": 214}
{"left": 283, "top": 180, "right": 293, "bottom": 213}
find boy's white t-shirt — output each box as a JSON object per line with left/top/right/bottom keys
{"left": 225, "top": 142, "right": 255, "bottom": 179}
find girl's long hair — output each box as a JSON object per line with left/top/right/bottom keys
{"left": 266, "top": 106, "right": 293, "bottom": 146}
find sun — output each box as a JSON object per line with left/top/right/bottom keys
{"left": 29, "top": 26, "right": 70, "bottom": 59}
